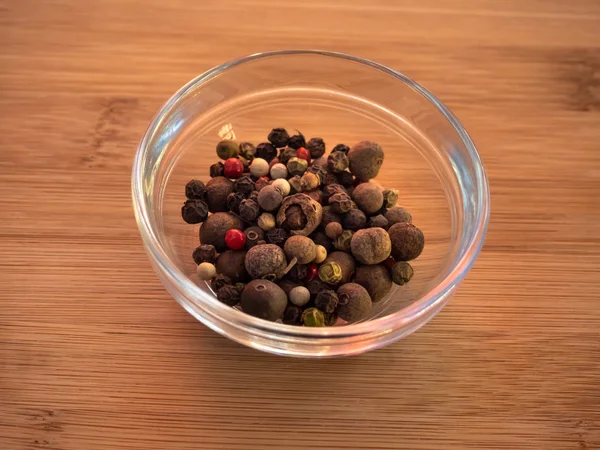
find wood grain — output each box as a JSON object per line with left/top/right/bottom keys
{"left": 1, "top": 1, "right": 600, "bottom": 449}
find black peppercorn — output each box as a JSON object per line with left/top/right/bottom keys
{"left": 278, "top": 278, "right": 301, "bottom": 296}
{"left": 325, "top": 312, "right": 338, "bottom": 326}
{"left": 185, "top": 179, "right": 206, "bottom": 200}
{"left": 211, "top": 273, "right": 232, "bottom": 292}
{"left": 210, "top": 162, "right": 224, "bottom": 178}
{"left": 322, "top": 172, "right": 339, "bottom": 186}
{"left": 332, "top": 143, "right": 350, "bottom": 154}
{"left": 239, "top": 142, "right": 256, "bottom": 160}
{"left": 328, "top": 192, "right": 353, "bottom": 215}
{"left": 282, "top": 304, "right": 303, "bottom": 325}
{"left": 288, "top": 132, "right": 306, "bottom": 149}
{"left": 320, "top": 206, "right": 342, "bottom": 229}
{"left": 342, "top": 209, "right": 367, "bottom": 230}
{"left": 322, "top": 184, "right": 347, "bottom": 204}
{"left": 310, "top": 230, "right": 334, "bottom": 253}
{"left": 181, "top": 199, "right": 209, "bottom": 224}
{"left": 287, "top": 264, "right": 308, "bottom": 282}
{"left": 256, "top": 142, "right": 278, "bottom": 162}
{"left": 239, "top": 199, "right": 260, "bottom": 222}
{"left": 206, "top": 176, "right": 234, "bottom": 213}
{"left": 306, "top": 137, "right": 326, "bottom": 158}
{"left": 336, "top": 171, "right": 355, "bottom": 187}
{"left": 382, "top": 189, "right": 399, "bottom": 208}
{"left": 226, "top": 191, "right": 245, "bottom": 214}
{"left": 266, "top": 227, "right": 288, "bottom": 246}
{"left": 278, "top": 147, "right": 297, "bottom": 165}
{"left": 267, "top": 128, "right": 290, "bottom": 148}
{"left": 234, "top": 175, "right": 256, "bottom": 195}
{"left": 192, "top": 244, "right": 218, "bottom": 265}
{"left": 315, "top": 289, "right": 339, "bottom": 314}
{"left": 244, "top": 226, "right": 264, "bottom": 249}
{"left": 216, "top": 284, "right": 242, "bottom": 306}
{"left": 327, "top": 151, "right": 349, "bottom": 173}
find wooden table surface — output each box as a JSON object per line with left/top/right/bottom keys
{"left": 2, "top": 1, "right": 600, "bottom": 449}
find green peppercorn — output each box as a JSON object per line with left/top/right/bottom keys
{"left": 205, "top": 176, "right": 234, "bottom": 213}
{"left": 241, "top": 279, "right": 288, "bottom": 321}
{"left": 279, "top": 147, "right": 298, "bottom": 165}
{"left": 354, "top": 264, "right": 392, "bottom": 302}
{"left": 388, "top": 222, "right": 424, "bottom": 261}
{"left": 181, "top": 199, "right": 209, "bottom": 224}
{"left": 287, "top": 157, "right": 308, "bottom": 177}
{"left": 216, "top": 139, "right": 239, "bottom": 160}
{"left": 288, "top": 175, "right": 302, "bottom": 195}
{"left": 185, "top": 179, "right": 206, "bottom": 200}
{"left": 215, "top": 250, "right": 249, "bottom": 283}
{"left": 302, "top": 307, "right": 326, "bottom": 327}
{"left": 284, "top": 235, "right": 317, "bottom": 264}
{"left": 327, "top": 151, "right": 349, "bottom": 173}
{"left": 342, "top": 209, "right": 367, "bottom": 231}
{"left": 332, "top": 143, "right": 350, "bottom": 154}
{"left": 301, "top": 171, "right": 320, "bottom": 191}
{"left": 200, "top": 212, "right": 244, "bottom": 251}
{"left": 348, "top": 141, "right": 384, "bottom": 181}
{"left": 352, "top": 183, "right": 384, "bottom": 215}
{"left": 257, "top": 213, "right": 276, "bottom": 231}
{"left": 334, "top": 230, "right": 354, "bottom": 251}
{"left": 192, "top": 244, "right": 218, "bottom": 265}
{"left": 350, "top": 228, "right": 391, "bottom": 265}
{"left": 336, "top": 283, "right": 372, "bottom": 323}
{"left": 391, "top": 261, "right": 414, "bottom": 285}
{"left": 288, "top": 132, "right": 306, "bottom": 150}
{"left": 314, "top": 289, "right": 339, "bottom": 314}
{"left": 306, "top": 137, "right": 326, "bottom": 158}
{"left": 382, "top": 189, "right": 399, "bottom": 208}
{"left": 268, "top": 128, "right": 290, "bottom": 148}
{"left": 244, "top": 226, "right": 264, "bottom": 249}
{"left": 319, "top": 261, "right": 343, "bottom": 285}
{"left": 239, "top": 142, "right": 256, "bottom": 160}
{"left": 244, "top": 244, "right": 287, "bottom": 280}
{"left": 384, "top": 206, "right": 413, "bottom": 226}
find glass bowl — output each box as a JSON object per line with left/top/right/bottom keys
{"left": 132, "top": 50, "right": 489, "bottom": 357}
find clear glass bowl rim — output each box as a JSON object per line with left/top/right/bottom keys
{"left": 132, "top": 49, "right": 490, "bottom": 340}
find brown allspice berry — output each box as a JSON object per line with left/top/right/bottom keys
{"left": 284, "top": 235, "right": 317, "bottom": 264}
{"left": 334, "top": 229, "right": 354, "bottom": 251}
{"left": 241, "top": 279, "right": 287, "bottom": 321}
{"left": 256, "top": 142, "right": 278, "bottom": 162}
{"left": 352, "top": 183, "right": 384, "bottom": 215}
{"left": 215, "top": 250, "right": 249, "bottom": 283}
{"left": 350, "top": 227, "right": 391, "bottom": 265}
{"left": 327, "top": 151, "right": 349, "bottom": 173}
{"left": 382, "top": 189, "right": 399, "bottom": 208}
{"left": 287, "top": 264, "right": 308, "bottom": 282}
{"left": 328, "top": 192, "right": 353, "bottom": 215}
{"left": 322, "top": 251, "right": 356, "bottom": 285}
{"left": 279, "top": 146, "right": 297, "bottom": 165}
{"left": 239, "top": 199, "right": 260, "bottom": 222}
{"left": 306, "top": 137, "right": 326, "bottom": 158}
{"left": 314, "top": 289, "right": 339, "bottom": 314}
{"left": 301, "top": 171, "right": 320, "bottom": 191}
{"left": 310, "top": 230, "right": 333, "bottom": 254}
{"left": 205, "top": 176, "right": 234, "bottom": 213}
{"left": 342, "top": 209, "right": 367, "bottom": 231}
{"left": 336, "top": 283, "right": 372, "bottom": 323}
{"left": 268, "top": 128, "right": 290, "bottom": 148}
{"left": 388, "top": 222, "right": 425, "bottom": 261}
{"left": 391, "top": 261, "right": 414, "bottom": 285}
{"left": 384, "top": 206, "right": 413, "bottom": 226}
{"left": 200, "top": 212, "right": 244, "bottom": 251}
{"left": 234, "top": 175, "right": 256, "bottom": 195}
{"left": 325, "top": 222, "right": 343, "bottom": 239}
{"left": 368, "top": 214, "right": 389, "bottom": 230}
{"left": 354, "top": 264, "right": 392, "bottom": 302}
{"left": 266, "top": 227, "right": 288, "bottom": 246}
{"left": 245, "top": 243, "right": 287, "bottom": 280}
{"left": 244, "top": 226, "right": 264, "bottom": 249}
{"left": 185, "top": 179, "right": 206, "bottom": 200}
{"left": 276, "top": 193, "right": 323, "bottom": 237}
{"left": 192, "top": 244, "right": 218, "bottom": 265}
{"left": 320, "top": 206, "right": 342, "bottom": 229}
{"left": 182, "top": 199, "right": 209, "bottom": 224}
{"left": 302, "top": 307, "right": 326, "bottom": 327}
{"left": 282, "top": 304, "right": 303, "bottom": 325}
{"left": 209, "top": 162, "right": 224, "bottom": 178}
{"left": 348, "top": 141, "right": 384, "bottom": 181}
{"left": 257, "top": 185, "right": 283, "bottom": 212}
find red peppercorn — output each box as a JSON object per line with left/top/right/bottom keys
{"left": 305, "top": 264, "right": 319, "bottom": 281}
{"left": 224, "top": 158, "right": 244, "bottom": 179}
{"left": 296, "top": 147, "right": 311, "bottom": 163}
{"left": 225, "top": 229, "right": 246, "bottom": 250}
{"left": 384, "top": 256, "right": 395, "bottom": 270}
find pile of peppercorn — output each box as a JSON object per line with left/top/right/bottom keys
{"left": 181, "top": 128, "right": 424, "bottom": 326}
